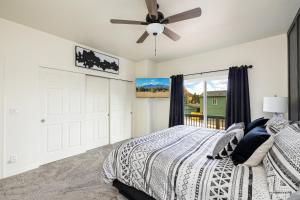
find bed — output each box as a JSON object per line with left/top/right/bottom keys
{"left": 103, "top": 125, "right": 270, "bottom": 200}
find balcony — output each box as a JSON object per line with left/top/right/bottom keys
{"left": 184, "top": 114, "right": 226, "bottom": 130}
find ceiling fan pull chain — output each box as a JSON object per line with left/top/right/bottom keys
{"left": 155, "top": 36, "right": 157, "bottom": 56}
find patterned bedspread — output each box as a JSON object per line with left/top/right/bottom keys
{"left": 103, "top": 125, "right": 270, "bottom": 200}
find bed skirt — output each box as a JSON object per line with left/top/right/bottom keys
{"left": 113, "top": 179, "right": 155, "bottom": 200}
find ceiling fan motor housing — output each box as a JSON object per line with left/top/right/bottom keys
{"left": 146, "top": 11, "right": 164, "bottom": 23}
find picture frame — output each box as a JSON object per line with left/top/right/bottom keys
{"left": 75, "top": 46, "right": 119, "bottom": 74}
{"left": 136, "top": 78, "right": 170, "bottom": 98}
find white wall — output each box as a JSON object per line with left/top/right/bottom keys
{"left": 152, "top": 34, "right": 288, "bottom": 131}
{"left": 133, "top": 60, "right": 156, "bottom": 137}
{"left": 0, "top": 18, "right": 136, "bottom": 178}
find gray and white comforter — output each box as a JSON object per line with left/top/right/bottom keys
{"left": 103, "top": 125, "right": 270, "bottom": 200}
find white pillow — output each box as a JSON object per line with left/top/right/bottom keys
{"left": 243, "top": 136, "right": 274, "bottom": 166}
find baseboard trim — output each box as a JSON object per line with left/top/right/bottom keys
{"left": 3, "top": 163, "right": 40, "bottom": 179}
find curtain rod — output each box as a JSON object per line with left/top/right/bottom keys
{"left": 183, "top": 65, "right": 253, "bottom": 77}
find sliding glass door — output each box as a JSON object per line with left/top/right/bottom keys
{"left": 184, "top": 76, "right": 228, "bottom": 130}
{"left": 184, "top": 80, "right": 205, "bottom": 127}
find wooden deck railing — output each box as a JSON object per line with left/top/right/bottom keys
{"left": 184, "top": 114, "right": 226, "bottom": 130}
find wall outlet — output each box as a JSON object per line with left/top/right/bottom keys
{"left": 7, "top": 155, "right": 17, "bottom": 164}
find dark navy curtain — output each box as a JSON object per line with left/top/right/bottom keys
{"left": 169, "top": 75, "right": 184, "bottom": 127}
{"left": 225, "top": 66, "right": 251, "bottom": 129}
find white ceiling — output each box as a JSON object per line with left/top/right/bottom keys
{"left": 0, "top": 0, "right": 299, "bottom": 62}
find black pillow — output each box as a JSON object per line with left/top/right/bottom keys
{"left": 231, "top": 127, "right": 270, "bottom": 165}
{"left": 245, "top": 117, "right": 269, "bottom": 134}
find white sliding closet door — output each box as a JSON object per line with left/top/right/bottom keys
{"left": 110, "top": 79, "right": 133, "bottom": 144}
{"left": 39, "top": 68, "right": 86, "bottom": 164}
{"left": 0, "top": 57, "right": 4, "bottom": 178}
{"left": 85, "top": 76, "right": 109, "bottom": 150}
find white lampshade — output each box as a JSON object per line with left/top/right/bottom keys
{"left": 263, "top": 97, "right": 288, "bottom": 113}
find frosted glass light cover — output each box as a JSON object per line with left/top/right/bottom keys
{"left": 146, "top": 23, "right": 164, "bottom": 35}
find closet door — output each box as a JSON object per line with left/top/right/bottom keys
{"left": 85, "top": 76, "right": 109, "bottom": 150}
{"left": 110, "top": 79, "right": 133, "bottom": 144}
{"left": 39, "top": 68, "right": 86, "bottom": 164}
{"left": 124, "top": 81, "right": 134, "bottom": 140}
{"left": 288, "top": 10, "right": 300, "bottom": 121}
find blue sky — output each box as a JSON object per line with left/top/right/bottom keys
{"left": 184, "top": 79, "right": 228, "bottom": 95}
{"left": 136, "top": 78, "right": 170, "bottom": 87}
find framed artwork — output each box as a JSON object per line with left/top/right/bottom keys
{"left": 75, "top": 46, "right": 119, "bottom": 74}
{"left": 136, "top": 78, "right": 170, "bottom": 98}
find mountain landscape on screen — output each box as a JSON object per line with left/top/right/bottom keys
{"left": 136, "top": 78, "right": 170, "bottom": 98}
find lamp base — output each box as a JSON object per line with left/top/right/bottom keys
{"left": 273, "top": 113, "right": 284, "bottom": 118}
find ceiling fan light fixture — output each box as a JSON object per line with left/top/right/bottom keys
{"left": 111, "top": 1, "right": 202, "bottom": 44}
{"left": 146, "top": 23, "right": 164, "bottom": 35}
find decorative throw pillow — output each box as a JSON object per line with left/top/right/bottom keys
{"left": 265, "top": 115, "right": 289, "bottom": 135}
{"left": 226, "top": 122, "right": 245, "bottom": 132}
{"left": 263, "top": 124, "right": 300, "bottom": 199}
{"left": 207, "top": 123, "right": 244, "bottom": 159}
{"left": 245, "top": 117, "right": 269, "bottom": 134}
{"left": 243, "top": 136, "right": 274, "bottom": 167}
{"left": 290, "top": 121, "right": 300, "bottom": 129}
{"left": 231, "top": 127, "right": 274, "bottom": 166}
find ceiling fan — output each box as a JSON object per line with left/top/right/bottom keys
{"left": 110, "top": 0, "right": 202, "bottom": 44}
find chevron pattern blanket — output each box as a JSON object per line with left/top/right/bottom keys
{"left": 103, "top": 125, "right": 270, "bottom": 200}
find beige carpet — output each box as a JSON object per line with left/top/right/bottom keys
{"left": 0, "top": 143, "right": 127, "bottom": 200}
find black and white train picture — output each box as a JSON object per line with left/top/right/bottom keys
{"left": 75, "top": 46, "right": 119, "bottom": 74}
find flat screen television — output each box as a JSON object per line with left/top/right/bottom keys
{"left": 136, "top": 78, "right": 170, "bottom": 98}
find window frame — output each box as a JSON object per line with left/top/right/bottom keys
{"left": 184, "top": 73, "right": 228, "bottom": 129}
{"left": 212, "top": 97, "right": 218, "bottom": 105}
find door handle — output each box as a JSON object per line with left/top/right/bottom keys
{"left": 41, "top": 119, "right": 46, "bottom": 123}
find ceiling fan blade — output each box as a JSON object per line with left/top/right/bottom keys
{"left": 137, "top": 31, "right": 149, "bottom": 43}
{"left": 145, "top": 0, "right": 158, "bottom": 19}
{"left": 163, "top": 27, "right": 180, "bottom": 41}
{"left": 161, "top": 7, "right": 202, "bottom": 24}
{"left": 110, "top": 19, "right": 148, "bottom": 25}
